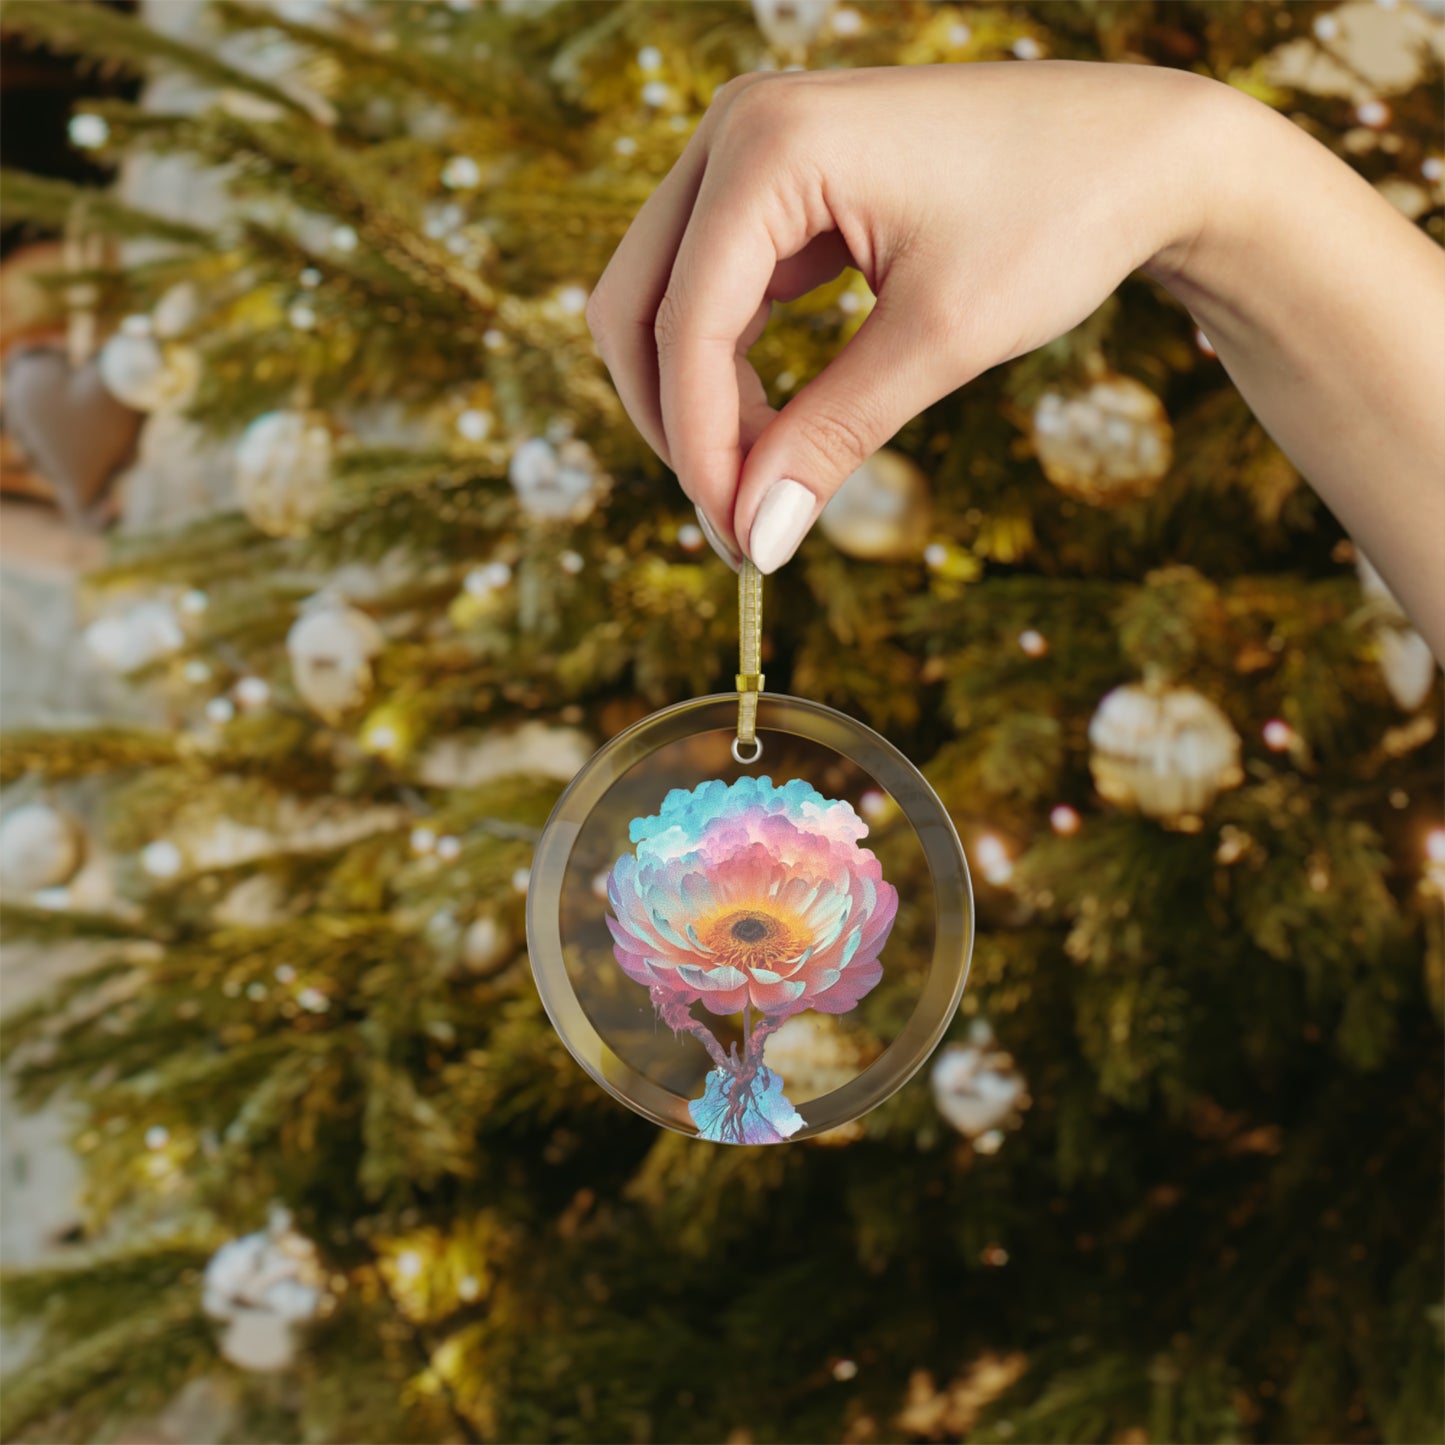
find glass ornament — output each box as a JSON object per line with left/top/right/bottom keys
{"left": 1357, "top": 552, "right": 1437, "bottom": 711}
{"left": 751, "top": 0, "right": 836, "bottom": 58}
{"left": 97, "top": 332, "right": 200, "bottom": 413}
{"left": 235, "top": 410, "right": 337, "bottom": 538}
{"left": 1087, "top": 680, "right": 1243, "bottom": 824}
{"left": 818, "top": 447, "right": 933, "bottom": 562}
{"left": 0, "top": 802, "right": 86, "bottom": 893}
{"left": 286, "top": 595, "right": 383, "bottom": 722}
{"left": 1031, "top": 373, "right": 1172, "bottom": 505}
{"left": 528, "top": 564, "right": 973, "bottom": 1145}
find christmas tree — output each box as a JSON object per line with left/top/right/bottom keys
{"left": 2, "top": 2, "right": 1442, "bottom": 1442}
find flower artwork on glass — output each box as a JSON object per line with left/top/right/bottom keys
{"left": 605, "top": 776, "right": 899, "bottom": 1144}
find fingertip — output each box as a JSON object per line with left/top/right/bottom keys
{"left": 745, "top": 477, "right": 819, "bottom": 575}
{"left": 694, "top": 505, "right": 742, "bottom": 571}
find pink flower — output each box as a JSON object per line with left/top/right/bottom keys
{"left": 606, "top": 777, "right": 897, "bottom": 1020}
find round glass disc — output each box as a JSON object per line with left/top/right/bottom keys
{"left": 527, "top": 694, "right": 973, "bottom": 1143}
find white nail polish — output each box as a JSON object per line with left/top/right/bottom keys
{"left": 747, "top": 478, "right": 816, "bottom": 575}
{"left": 694, "top": 506, "right": 741, "bottom": 571}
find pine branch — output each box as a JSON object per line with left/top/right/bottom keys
{"left": 0, "top": 957, "right": 137, "bottom": 1074}
{"left": 67, "top": 99, "right": 496, "bottom": 314}
{"left": 0, "top": 903, "right": 151, "bottom": 945}
{"left": 0, "top": 169, "right": 213, "bottom": 248}
{"left": 91, "top": 512, "right": 277, "bottom": 588}
{"left": 0, "top": 1237, "right": 211, "bottom": 1336}
{"left": 200, "top": 111, "right": 496, "bottom": 312}
{"left": 1, "top": 0, "right": 307, "bottom": 115}
{"left": 371, "top": 1261, "right": 484, "bottom": 1445}
{"left": 0, "top": 1272, "right": 213, "bottom": 1441}
{"left": 212, "top": 0, "right": 572, "bottom": 147}
{"left": 0, "top": 728, "right": 179, "bottom": 785}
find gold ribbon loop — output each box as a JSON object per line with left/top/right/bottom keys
{"left": 734, "top": 560, "right": 764, "bottom": 763}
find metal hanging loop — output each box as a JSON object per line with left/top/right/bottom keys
{"left": 734, "top": 559, "right": 764, "bottom": 763}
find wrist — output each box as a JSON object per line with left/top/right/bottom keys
{"left": 1141, "top": 75, "right": 1273, "bottom": 297}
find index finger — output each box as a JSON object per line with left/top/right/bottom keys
{"left": 586, "top": 138, "right": 711, "bottom": 469}
{"left": 585, "top": 75, "right": 771, "bottom": 472}
{"left": 656, "top": 153, "right": 811, "bottom": 545}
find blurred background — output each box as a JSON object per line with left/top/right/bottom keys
{"left": 0, "top": 2, "right": 1442, "bottom": 1442}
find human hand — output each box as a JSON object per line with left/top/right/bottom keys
{"left": 585, "top": 61, "right": 1223, "bottom": 573}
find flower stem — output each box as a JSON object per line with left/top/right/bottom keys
{"left": 655, "top": 990, "right": 728, "bottom": 1069}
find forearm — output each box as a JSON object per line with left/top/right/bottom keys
{"left": 1146, "top": 81, "right": 1445, "bottom": 659}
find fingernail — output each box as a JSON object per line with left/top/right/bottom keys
{"left": 747, "top": 478, "right": 816, "bottom": 575}
{"left": 695, "top": 505, "right": 741, "bottom": 571}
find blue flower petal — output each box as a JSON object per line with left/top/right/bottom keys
{"left": 628, "top": 775, "right": 859, "bottom": 856}
{"left": 688, "top": 1064, "right": 804, "bottom": 1145}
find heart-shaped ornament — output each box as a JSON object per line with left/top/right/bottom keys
{"left": 2, "top": 346, "right": 144, "bottom": 529}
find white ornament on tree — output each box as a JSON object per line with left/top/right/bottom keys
{"left": 141, "top": 839, "right": 184, "bottom": 879}
{"left": 235, "top": 410, "right": 338, "bottom": 538}
{"left": 462, "top": 914, "right": 513, "bottom": 974}
{"left": 818, "top": 447, "right": 933, "bottom": 562}
{"left": 68, "top": 112, "right": 110, "bottom": 149}
{"left": 203, "top": 1207, "right": 329, "bottom": 1373}
{"left": 441, "top": 155, "right": 483, "bottom": 190}
{"left": 762, "top": 1015, "right": 871, "bottom": 1143}
{"left": 0, "top": 802, "right": 86, "bottom": 894}
{"left": 152, "top": 282, "right": 199, "bottom": 339}
{"left": 1356, "top": 553, "right": 1437, "bottom": 710}
{"left": 417, "top": 721, "right": 593, "bottom": 789}
{"left": 507, "top": 435, "right": 602, "bottom": 521}
{"left": 1032, "top": 374, "right": 1173, "bottom": 505}
{"left": 930, "top": 1020, "right": 1030, "bottom": 1141}
{"left": 751, "top": 0, "right": 836, "bottom": 55}
{"left": 98, "top": 329, "right": 201, "bottom": 413}
{"left": 286, "top": 596, "right": 384, "bottom": 722}
{"left": 84, "top": 599, "right": 185, "bottom": 673}
{"left": 1088, "top": 681, "right": 1243, "bottom": 823}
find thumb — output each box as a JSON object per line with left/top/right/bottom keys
{"left": 733, "top": 281, "right": 965, "bottom": 574}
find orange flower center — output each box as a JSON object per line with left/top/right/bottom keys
{"left": 697, "top": 905, "right": 808, "bottom": 974}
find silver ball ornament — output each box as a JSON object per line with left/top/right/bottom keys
{"left": 203, "top": 1209, "right": 327, "bottom": 1373}
{"left": 930, "top": 1021, "right": 1029, "bottom": 1141}
{"left": 819, "top": 448, "right": 933, "bottom": 561}
{"left": 1356, "top": 553, "right": 1437, "bottom": 711}
{"left": 286, "top": 597, "right": 384, "bottom": 722}
{"left": 508, "top": 436, "right": 601, "bottom": 521}
{"left": 98, "top": 332, "right": 200, "bottom": 413}
{"left": 235, "top": 411, "right": 338, "bottom": 538}
{"left": 0, "top": 803, "right": 86, "bottom": 894}
{"left": 751, "top": 0, "right": 835, "bottom": 54}
{"left": 462, "top": 914, "right": 513, "bottom": 974}
{"left": 1032, "top": 375, "right": 1173, "bottom": 505}
{"left": 1088, "top": 682, "right": 1243, "bottom": 824}
{"left": 84, "top": 599, "right": 184, "bottom": 674}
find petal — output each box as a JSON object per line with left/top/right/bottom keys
{"left": 679, "top": 870, "right": 717, "bottom": 915}
{"left": 779, "top": 945, "right": 813, "bottom": 977}
{"left": 748, "top": 976, "right": 807, "bottom": 1012}
{"left": 650, "top": 907, "right": 696, "bottom": 953}
{"left": 675, "top": 963, "right": 748, "bottom": 993}
{"left": 859, "top": 871, "right": 876, "bottom": 915}
{"left": 775, "top": 875, "right": 817, "bottom": 906}
{"left": 809, "top": 958, "right": 883, "bottom": 1013}
{"left": 694, "top": 982, "right": 749, "bottom": 1016}
{"left": 805, "top": 892, "right": 851, "bottom": 953}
